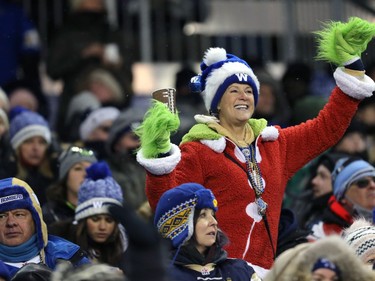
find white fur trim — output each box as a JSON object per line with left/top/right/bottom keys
{"left": 260, "top": 126, "right": 279, "bottom": 141}
{"left": 194, "top": 114, "right": 219, "bottom": 124}
{"left": 333, "top": 67, "right": 375, "bottom": 100}
{"left": 136, "top": 143, "right": 181, "bottom": 175}
{"left": 200, "top": 137, "right": 226, "bottom": 153}
{"left": 79, "top": 106, "right": 120, "bottom": 141}
{"left": 204, "top": 61, "right": 260, "bottom": 111}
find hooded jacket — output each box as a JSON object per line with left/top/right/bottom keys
{"left": 264, "top": 236, "right": 375, "bottom": 281}
{"left": 0, "top": 177, "right": 89, "bottom": 278}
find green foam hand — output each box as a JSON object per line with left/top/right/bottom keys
{"left": 315, "top": 17, "right": 375, "bottom": 66}
{"left": 135, "top": 100, "right": 180, "bottom": 159}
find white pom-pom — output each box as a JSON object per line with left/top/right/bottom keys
{"left": 203, "top": 47, "right": 227, "bottom": 66}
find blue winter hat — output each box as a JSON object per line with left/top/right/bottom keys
{"left": 75, "top": 161, "right": 123, "bottom": 221}
{"left": 9, "top": 106, "right": 51, "bottom": 150}
{"left": 332, "top": 157, "right": 375, "bottom": 200}
{"left": 0, "top": 178, "right": 48, "bottom": 253}
{"left": 312, "top": 258, "right": 341, "bottom": 277}
{"left": 190, "top": 47, "right": 260, "bottom": 115}
{"left": 154, "top": 183, "right": 218, "bottom": 249}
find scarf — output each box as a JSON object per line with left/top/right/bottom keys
{"left": 208, "top": 122, "right": 255, "bottom": 147}
{"left": 0, "top": 234, "right": 40, "bottom": 262}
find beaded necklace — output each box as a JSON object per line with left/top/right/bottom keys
{"left": 239, "top": 144, "right": 267, "bottom": 216}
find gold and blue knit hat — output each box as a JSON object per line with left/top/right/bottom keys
{"left": 154, "top": 183, "right": 218, "bottom": 248}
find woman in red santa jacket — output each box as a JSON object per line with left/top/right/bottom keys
{"left": 135, "top": 18, "right": 375, "bottom": 279}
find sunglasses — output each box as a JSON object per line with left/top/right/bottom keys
{"left": 59, "top": 146, "right": 95, "bottom": 162}
{"left": 353, "top": 177, "right": 375, "bottom": 188}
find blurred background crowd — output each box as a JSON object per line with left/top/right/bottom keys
{"left": 0, "top": 0, "right": 375, "bottom": 280}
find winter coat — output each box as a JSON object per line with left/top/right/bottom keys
{"left": 170, "top": 244, "right": 261, "bottom": 281}
{"left": 307, "top": 195, "right": 352, "bottom": 241}
{"left": 264, "top": 236, "right": 375, "bottom": 281}
{"left": 5, "top": 235, "right": 89, "bottom": 278}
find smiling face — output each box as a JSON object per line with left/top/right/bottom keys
{"left": 194, "top": 208, "right": 218, "bottom": 255}
{"left": 218, "top": 83, "right": 255, "bottom": 128}
{"left": 0, "top": 209, "right": 35, "bottom": 246}
{"left": 86, "top": 214, "right": 116, "bottom": 243}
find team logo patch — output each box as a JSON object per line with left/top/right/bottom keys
{"left": 0, "top": 194, "right": 23, "bottom": 204}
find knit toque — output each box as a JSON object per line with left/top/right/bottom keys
{"left": 75, "top": 161, "right": 123, "bottom": 221}
{"left": 58, "top": 146, "right": 98, "bottom": 180}
{"left": 154, "top": 183, "right": 218, "bottom": 249}
{"left": 190, "top": 47, "right": 260, "bottom": 115}
{"left": 9, "top": 106, "right": 51, "bottom": 150}
{"left": 342, "top": 218, "right": 375, "bottom": 263}
{"left": 79, "top": 106, "right": 120, "bottom": 141}
{"left": 331, "top": 156, "right": 375, "bottom": 200}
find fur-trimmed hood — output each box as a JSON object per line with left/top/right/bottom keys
{"left": 265, "top": 236, "right": 375, "bottom": 281}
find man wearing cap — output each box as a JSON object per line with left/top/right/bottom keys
{"left": 0, "top": 177, "right": 89, "bottom": 278}
{"left": 308, "top": 156, "right": 375, "bottom": 241}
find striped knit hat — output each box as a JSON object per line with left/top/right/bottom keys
{"left": 190, "top": 47, "right": 260, "bottom": 115}
{"left": 331, "top": 156, "right": 375, "bottom": 200}
{"left": 75, "top": 161, "right": 123, "bottom": 222}
{"left": 342, "top": 218, "right": 375, "bottom": 264}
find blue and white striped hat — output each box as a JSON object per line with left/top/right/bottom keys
{"left": 332, "top": 157, "right": 375, "bottom": 200}
{"left": 75, "top": 161, "right": 123, "bottom": 221}
{"left": 191, "top": 47, "right": 260, "bottom": 115}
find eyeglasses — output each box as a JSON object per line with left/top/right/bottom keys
{"left": 353, "top": 177, "right": 375, "bottom": 188}
{"left": 59, "top": 146, "right": 95, "bottom": 162}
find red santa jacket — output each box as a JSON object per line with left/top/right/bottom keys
{"left": 137, "top": 68, "right": 373, "bottom": 277}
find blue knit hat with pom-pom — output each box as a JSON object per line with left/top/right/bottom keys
{"left": 190, "top": 47, "right": 260, "bottom": 115}
{"left": 75, "top": 161, "right": 123, "bottom": 221}
{"left": 9, "top": 106, "right": 51, "bottom": 150}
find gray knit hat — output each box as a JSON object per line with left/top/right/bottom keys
{"left": 58, "top": 146, "right": 98, "bottom": 180}
{"left": 106, "top": 108, "right": 144, "bottom": 153}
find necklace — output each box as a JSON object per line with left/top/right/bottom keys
{"left": 240, "top": 145, "right": 267, "bottom": 216}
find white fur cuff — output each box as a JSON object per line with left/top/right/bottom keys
{"left": 136, "top": 144, "right": 181, "bottom": 175}
{"left": 334, "top": 67, "right": 375, "bottom": 100}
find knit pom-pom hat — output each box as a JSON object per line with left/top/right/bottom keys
{"left": 331, "top": 156, "right": 375, "bottom": 200}
{"left": 75, "top": 161, "right": 123, "bottom": 221}
{"left": 154, "top": 183, "right": 218, "bottom": 249}
{"left": 9, "top": 106, "right": 51, "bottom": 150}
{"left": 190, "top": 47, "right": 260, "bottom": 115}
{"left": 342, "top": 218, "right": 375, "bottom": 264}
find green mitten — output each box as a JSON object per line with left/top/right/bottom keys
{"left": 315, "top": 17, "right": 375, "bottom": 66}
{"left": 135, "top": 100, "right": 180, "bottom": 159}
